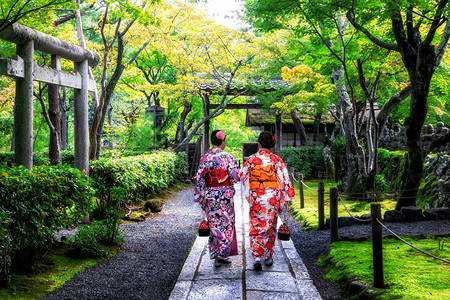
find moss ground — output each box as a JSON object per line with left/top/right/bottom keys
{"left": 320, "top": 237, "right": 450, "bottom": 299}
{"left": 0, "top": 245, "right": 119, "bottom": 300}
{"left": 291, "top": 180, "right": 450, "bottom": 299}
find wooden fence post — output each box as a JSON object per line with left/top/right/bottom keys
{"left": 318, "top": 181, "right": 325, "bottom": 230}
{"left": 299, "top": 173, "right": 304, "bottom": 208}
{"left": 330, "top": 187, "right": 338, "bottom": 242}
{"left": 371, "top": 203, "right": 384, "bottom": 288}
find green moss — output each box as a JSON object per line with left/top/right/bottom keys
{"left": 320, "top": 237, "right": 450, "bottom": 299}
{"left": 0, "top": 245, "right": 119, "bottom": 299}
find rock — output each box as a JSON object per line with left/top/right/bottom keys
{"left": 325, "top": 216, "right": 358, "bottom": 228}
{"left": 348, "top": 280, "right": 370, "bottom": 295}
{"left": 340, "top": 234, "right": 370, "bottom": 241}
{"left": 401, "top": 206, "right": 425, "bottom": 222}
{"left": 384, "top": 210, "right": 405, "bottom": 222}
{"left": 424, "top": 208, "right": 450, "bottom": 220}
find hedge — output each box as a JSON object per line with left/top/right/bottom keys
{"left": 281, "top": 146, "right": 326, "bottom": 179}
{"left": 0, "top": 150, "right": 187, "bottom": 285}
{"left": 0, "top": 164, "right": 92, "bottom": 285}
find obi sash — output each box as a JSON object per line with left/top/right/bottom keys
{"left": 201, "top": 169, "right": 231, "bottom": 187}
{"left": 250, "top": 164, "right": 278, "bottom": 189}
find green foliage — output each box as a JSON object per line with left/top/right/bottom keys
{"left": 70, "top": 218, "right": 123, "bottom": 259}
{"left": 89, "top": 150, "right": 186, "bottom": 215}
{"left": 374, "top": 174, "right": 389, "bottom": 192}
{"left": 281, "top": 146, "right": 325, "bottom": 179}
{"left": 0, "top": 164, "right": 92, "bottom": 284}
{"left": 0, "top": 208, "right": 12, "bottom": 286}
{"left": 0, "top": 245, "right": 118, "bottom": 299}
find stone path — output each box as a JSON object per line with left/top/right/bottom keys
{"left": 169, "top": 184, "right": 322, "bottom": 300}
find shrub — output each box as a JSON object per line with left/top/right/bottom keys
{"left": 89, "top": 150, "right": 186, "bottom": 212}
{"left": 374, "top": 174, "right": 389, "bottom": 192}
{"left": 70, "top": 217, "right": 123, "bottom": 259}
{"left": 0, "top": 164, "right": 92, "bottom": 284}
{"left": 281, "top": 146, "right": 326, "bottom": 179}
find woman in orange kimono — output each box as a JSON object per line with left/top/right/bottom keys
{"left": 195, "top": 130, "right": 239, "bottom": 267}
{"left": 239, "top": 131, "right": 295, "bottom": 271}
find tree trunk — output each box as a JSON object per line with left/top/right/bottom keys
{"left": 333, "top": 65, "right": 365, "bottom": 194}
{"left": 48, "top": 55, "right": 62, "bottom": 165}
{"left": 313, "top": 112, "right": 321, "bottom": 142}
{"left": 291, "top": 109, "right": 307, "bottom": 146}
{"left": 177, "top": 100, "right": 192, "bottom": 144}
{"left": 275, "top": 114, "right": 282, "bottom": 154}
{"left": 397, "top": 73, "right": 432, "bottom": 209}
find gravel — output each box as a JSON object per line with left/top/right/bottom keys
{"left": 42, "top": 186, "right": 450, "bottom": 300}
{"left": 42, "top": 186, "right": 203, "bottom": 300}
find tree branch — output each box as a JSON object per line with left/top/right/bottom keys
{"left": 346, "top": 9, "right": 399, "bottom": 51}
{"left": 433, "top": 19, "right": 450, "bottom": 73}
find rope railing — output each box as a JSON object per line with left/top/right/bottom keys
{"left": 338, "top": 195, "right": 371, "bottom": 223}
{"left": 376, "top": 218, "right": 450, "bottom": 264}
{"left": 339, "top": 187, "right": 420, "bottom": 196}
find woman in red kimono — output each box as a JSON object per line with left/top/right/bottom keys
{"left": 195, "top": 130, "right": 239, "bottom": 267}
{"left": 239, "top": 131, "right": 295, "bottom": 271}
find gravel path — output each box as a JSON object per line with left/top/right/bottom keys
{"left": 42, "top": 186, "right": 203, "bottom": 300}
{"left": 42, "top": 186, "right": 450, "bottom": 300}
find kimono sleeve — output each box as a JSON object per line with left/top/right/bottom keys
{"left": 277, "top": 157, "right": 295, "bottom": 202}
{"left": 194, "top": 157, "right": 206, "bottom": 205}
{"left": 227, "top": 153, "right": 239, "bottom": 185}
{"left": 238, "top": 158, "right": 251, "bottom": 202}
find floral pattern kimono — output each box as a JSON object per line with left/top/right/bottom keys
{"left": 195, "top": 148, "right": 239, "bottom": 259}
{"left": 239, "top": 148, "right": 295, "bottom": 260}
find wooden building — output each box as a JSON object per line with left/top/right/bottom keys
{"left": 245, "top": 108, "right": 335, "bottom": 148}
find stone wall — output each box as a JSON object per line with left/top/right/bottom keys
{"left": 379, "top": 121, "right": 450, "bottom": 153}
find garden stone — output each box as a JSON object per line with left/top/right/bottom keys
{"left": 340, "top": 234, "right": 370, "bottom": 242}
{"left": 401, "top": 206, "right": 424, "bottom": 222}
{"left": 384, "top": 210, "right": 405, "bottom": 222}
{"left": 424, "top": 208, "right": 450, "bottom": 220}
{"left": 348, "top": 280, "right": 370, "bottom": 295}
{"left": 325, "top": 216, "right": 358, "bottom": 228}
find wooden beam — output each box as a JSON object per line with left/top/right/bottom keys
{"left": 0, "top": 57, "right": 96, "bottom": 91}
{"left": 0, "top": 19, "right": 99, "bottom": 66}
{"left": 207, "top": 104, "right": 263, "bottom": 109}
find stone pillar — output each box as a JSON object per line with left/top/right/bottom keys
{"left": 74, "top": 60, "right": 89, "bottom": 175}
{"left": 14, "top": 41, "right": 34, "bottom": 169}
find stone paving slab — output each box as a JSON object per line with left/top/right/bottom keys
{"left": 169, "top": 183, "right": 322, "bottom": 300}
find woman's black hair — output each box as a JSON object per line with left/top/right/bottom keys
{"left": 211, "top": 130, "right": 226, "bottom": 146}
{"left": 258, "top": 131, "right": 275, "bottom": 149}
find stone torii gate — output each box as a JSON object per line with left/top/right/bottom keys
{"left": 0, "top": 19, "right": 99, "bottom": 173}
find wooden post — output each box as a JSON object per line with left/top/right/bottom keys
{"left": 74, "top": 60, "right": 89, "bottom": 175}
{"left": 318, "top": 181, "right": 325, "bottom": 230}
{"left": 330, "top": 187, "right": 339, "bottom": 243}
{"left": 14, "top": 41, "right": 34, "bottom": 169}
{"left": 299, "top": 173, "right": 304, "bottom": 208}
{"left": 371, "top": 203, "right": 384, "bottom": 288}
